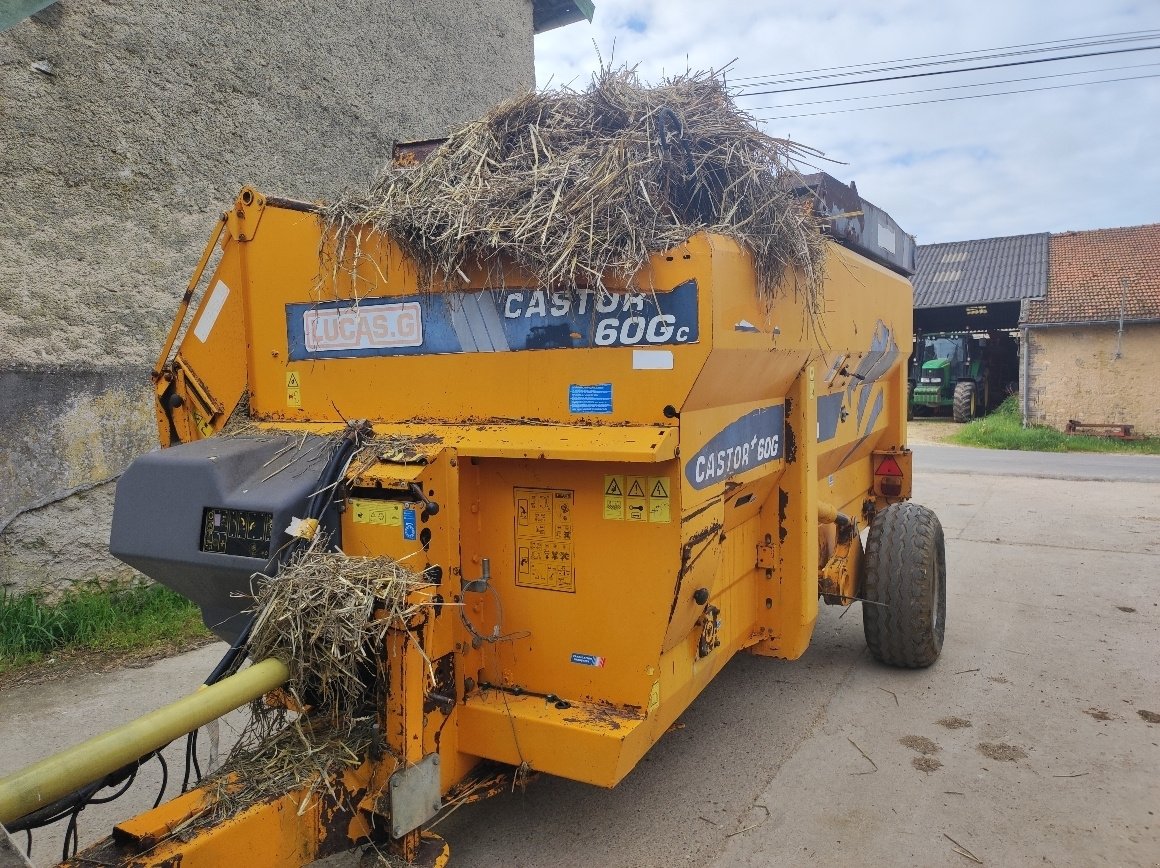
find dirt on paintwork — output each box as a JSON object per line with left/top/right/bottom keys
{"left": 1083, "top": 708, "right": 1115, "bottom": 722}
{"left": 1138, "top": 710, "right": 1160, "bottom": 724}
{"left": 978, "top": 742, "right": 1027, "bottom": 762}
{"left": 1116, "top": 606, "right": 1137, "bottom": 613}
{"left": 936, "top": 716, "right": 972, "bottom": 729}
{"left": 988, "top": 676, "right": 1009, "bottom": 684}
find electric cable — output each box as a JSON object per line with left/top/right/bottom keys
{"left": 738, "top": 43, "right": 1160, "bottom": 97}
{"left": 754, "top": 71, "right": 1160, "bottom": 121}
{"left": 742, "top": 60, "right": 1160, "bottom": 112}
{"left": 731, "top": 29, "right": 1160, "bottom": 87}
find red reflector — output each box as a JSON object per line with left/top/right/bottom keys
{"left": 875, "top": 456, "right": 904, "bottom": 476}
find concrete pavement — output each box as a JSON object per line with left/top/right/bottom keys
{"left": 1, "top": 448, "right": 1157, "bottom": 867}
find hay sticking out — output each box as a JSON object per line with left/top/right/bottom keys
{"left": 323, "top": 66, "right": 827, "bottom": 309}
{"left": 246, "top": 541, "right": 432, "bottom": 722}
{"left": 186, "top": 543, "right": 431, "bottom": 832}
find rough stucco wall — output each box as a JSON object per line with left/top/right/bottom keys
{"left": 0, "top": 0, "right": 536, "bottom": 593}
{"left": 1024, "top": 323, "right": 1160, "bottom": 436}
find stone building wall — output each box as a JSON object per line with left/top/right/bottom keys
{"left": 1023, "top": 323, "right": 1160, "bottom": 435}
{"left": 0, "top": 0, "right": 537, "bottom": 593}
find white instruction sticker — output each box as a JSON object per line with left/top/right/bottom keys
{"left": 193, "top": 280, "right": 231, "bottom": 343}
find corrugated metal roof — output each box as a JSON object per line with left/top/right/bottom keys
{"left": 1024, "top": 223, "right": 1160, "bottom": 325}
{"left": 912, "top": 233, "right": 1049, "bottom": 309}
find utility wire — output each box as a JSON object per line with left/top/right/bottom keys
{"left": 744, "top": 61, "right": 1160, "bottom": 112}
{"left": 731, "top": 29, "right": 1160, "bottom": 87}
{"left": 755, "top": 72, "right": 1160, "bottom": 121}
{"left": 738, "top": 43, "right": 1160, "bottom": 97}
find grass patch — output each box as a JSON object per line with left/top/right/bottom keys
{"left": 948, "top": 398, "right": 1160, "bottom": 454}
{"left": 0, "top": 582, "right": 211, "bottom": 675}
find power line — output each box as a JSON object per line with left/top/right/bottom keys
{"left": 729, "top": 28, "right": 1160, "bottom": 84}
{"left": 743, "top": 61, "right": 1160, "bottom": 112}
{"left": 737, "top": 43, "right": 1160, "bottom": 97}
{"left": 754, "top": 72, "right": 1160, "bottom": 122}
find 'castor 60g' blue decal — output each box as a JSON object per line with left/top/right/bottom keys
{"left": 685, "top": 405, "right": 785, "bottom": 489}
{"left": 286, "top": 280, "right": 698, "bottom": 361}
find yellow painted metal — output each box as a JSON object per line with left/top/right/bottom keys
{"left": 0, "top": 658, "right": 289, "bottom": 827}
{"left": 55, "top": 189, "right": 915, "bottom": 862}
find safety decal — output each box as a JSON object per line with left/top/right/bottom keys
{"left": 569, "top": 383, "right": 613, "bottom": 414}
{"left": 570, "top": 653, "right": 606, "bottom": 668}
{"left": 193, "top": 279, "right": 230, "bottom": 343}
{"left": 515, "top": 488, "right": 575, "bottom": 592}
{"left": 603, "top": 476, "right": 625, "bottom": 520}
{"left": 648, "top": 681, "right": 661, "bottom": 713}
{"left": 285, "top": 371, "right": 302, "bottom": 408}
{"left": 602, "top": 475, "right": 671, "bottom": 522}
{"left": 285, "top": 280, "right": 699, "bottom": 360}
{"left": 350, "top": 499, "right": 403, "bottom": 526}
{"left": 685, "top": 404, "right": 785, "bottom": 490}
{"left": 402, "top": 507, "right": 417, "bottom": 541}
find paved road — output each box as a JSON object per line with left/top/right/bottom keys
{"left": 2, "top": 454, "right": 1157, "bottom": 867}
{"left": 914, "top": 442, "right": 1160, "bottom": 482}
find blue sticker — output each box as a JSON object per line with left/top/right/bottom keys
{"left": 570, "top": 653, "right": 606, "bottom": 668}
{"left": 286, "top": 280, "right": 699, "bottom": 361}
{"left": 569, "top": 383, "right": 613, "bottom": 414}
{"left": 402, "top": 507, "right": 417, "bottom": 541}
{"left": 685, "top": 404, "right": 785, "bottom": 489}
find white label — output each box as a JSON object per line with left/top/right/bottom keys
{"left": 193, "top": 280, "right": 230, "bottom": 343}
{"left": 632, "top": 349, "right": 674, "bottom": 370}
{"left": 303, "top": 302, "right": 423, "bottom": 353}
{"left": 877, "top": 223, "right": 897, "bottom": 254}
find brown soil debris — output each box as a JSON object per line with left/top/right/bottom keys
{"left": 900, "top": 735, "right": 940, "bottom": 755}
{"left": 988, "top": 676, "right": 1009, "bottom": 684}
{"left": 936, "top": 716, "right": 973, "bottom": 730}
{"left": 978, "top": 742, "right": 1027, "bottom": 762}
{"left": 1138, "top": 709, "right": 1160, "bottom": 724}
{"left": 912, "top": 756, "right": 943, "bottom": 774}
{"left": 1116, "top": 606, "right": 1137, "bottom": 613}
{"left": 1083, "top": 708, "right": 1115, "bottom": 722}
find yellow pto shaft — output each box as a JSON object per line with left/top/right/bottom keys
{"left": 0, "top": 657, "right": 289, "bottom": 827}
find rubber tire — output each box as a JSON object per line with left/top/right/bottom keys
{"left": 862, "top": 502, "right": 946, "bottom": 668}
{"left": 952, "top": 381, "right": 976, "bottom": 423}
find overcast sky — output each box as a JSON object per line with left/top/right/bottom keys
{"left": 533, "top": 1, "right": 1160, "bottom": 244}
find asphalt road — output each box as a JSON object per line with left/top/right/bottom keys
{"left": 2, "top": 446, "right": 1157, "bottom": 867}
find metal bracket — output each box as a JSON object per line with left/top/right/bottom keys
{"left": 388, "top": 754, "right": 442, "bottom": 838}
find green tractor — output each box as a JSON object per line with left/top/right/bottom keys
{"left": 908, "top": 332, "right": 1003, "bottom": 423}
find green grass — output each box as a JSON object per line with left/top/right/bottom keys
{"left": 948, "top": 397, "right": 1160, "bottom": 454}
{"left": 0, "top": 582, "right": 211, "bottom": 674}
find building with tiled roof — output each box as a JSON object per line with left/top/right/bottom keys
{"left": 1022, "top": 224, "right": 1160, "bottom": 434}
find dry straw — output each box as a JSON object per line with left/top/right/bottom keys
{"left": 321, "top": 66, "right": 827, "bottom": 314}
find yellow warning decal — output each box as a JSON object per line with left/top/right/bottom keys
{"left": 603, "top": 475, "right": 625, "bottom": 520}
{"left": 350, "top": 499, "right": 402, "bottom": 526}
{"left": 648, "top": 477, "right": 671, "bottom": 523}
{"left": 286, "top": 371, "right": 302, "bottom": 408}
{"left": 626, "top": 476, "right": 647, "bottom": 522}
{"left": 514, "top": 487, "right": 575, "bottom": 592}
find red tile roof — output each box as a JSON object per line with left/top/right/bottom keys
{"left": 1024, "top": 224, "right": 1160, "bottom": 324}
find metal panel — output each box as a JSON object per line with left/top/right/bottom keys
{"left": 390, "top": 754, "right": 442, "bottom": 838}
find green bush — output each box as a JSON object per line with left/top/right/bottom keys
{"left": 948, "top": 397, "right": 1160, "bottom": 454}
{"left": 0, "top": 582, "right": 209, "bottom": 671}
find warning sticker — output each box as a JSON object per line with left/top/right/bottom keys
{"left": 514, "top": 487, "right": 575, "bottom": 592}
{"left": 350, "top": 499, "right": 403, "bottom": 526}
{"left": 648, "top": 477, "right": 671, "bottom": 523}
{"left": 603, "top": 475, "right": 625, "bottom": 520}
{"left": 626, "top": 476, "right": 647, "bottom": 522}
{"left": 286, "top": 371, "right": 302, "bottom": 408}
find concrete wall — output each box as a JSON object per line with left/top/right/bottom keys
{"left": 1023, "top": 323, "right": 1160, "bottom": 435}
{"left": 0, "top": 0, "right": 536, "bottom": 594}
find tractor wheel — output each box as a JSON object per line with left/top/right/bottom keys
{"left": 952, "top": 381, "right": 976, "bottom": 423}
{"left": 861, "top": 502, "right": 945, "bottom": 668}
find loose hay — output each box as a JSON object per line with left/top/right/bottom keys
{"left": 322, "top": 65, "right": 828, "bottom": 314}
{"left": 188, "top": 541, "right": 433, "bottom": 831}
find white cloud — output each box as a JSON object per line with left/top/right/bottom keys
{"left": 535, "top": 1, "right": 1160, "bottom": 242}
